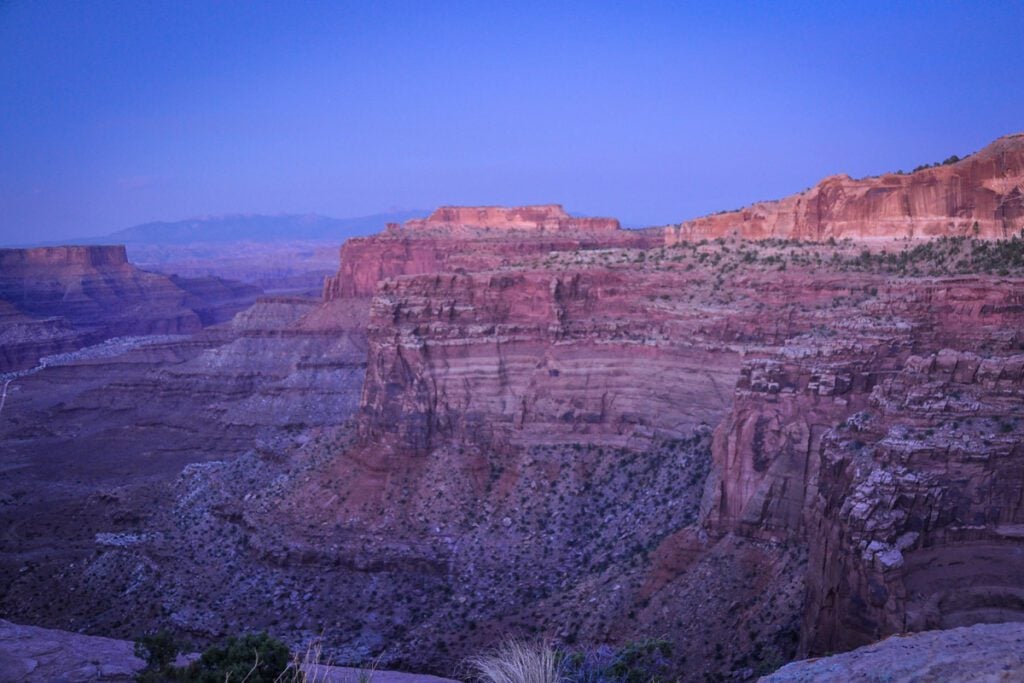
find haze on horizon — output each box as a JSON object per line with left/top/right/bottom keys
{"left": 1, "top": 1, "right": 1022, "bottom": 244}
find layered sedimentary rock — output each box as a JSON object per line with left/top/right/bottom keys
{"left": 323, "top": 205, "right": 660, "bottom": 299}
{"left": 0, "top": 245, "right": 261, "bottom": 372}
{"left": 667, "top": 132, "right": 1024, "bottom": 243}
{"left": 703, "top": 276, "right": 1024, "bottom": 541}
{"left": 6, "top": 189, "right": 1024, "bottom": 680}
{"left": 404, "top": 204, "right": 620, "bottom": 233}
{"left": 359, "top": 268, "right": 742, "bottom": 457}
{"left": 803, "top": 350, "right": 1024, "bottom": 655}
{"left": 326, "top": 228, "right": 1024, "bottom": 674}
{"left": 0, "top": 246, "right": 199, "bottom": 332}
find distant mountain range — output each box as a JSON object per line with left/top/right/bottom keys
{"left": 48, "top": 211, "right": 430, "bottom": 247}
{"left": 104, "top": 211, "right": 429, "bottom": 244}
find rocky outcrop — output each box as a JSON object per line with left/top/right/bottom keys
{"left": 0, "top": 245, "right": 131, "bottom": 268}
{"left": 404, "top": 204, "right": 620, "bottom": 233}
{"left": 6, "top": 196, "right": 1024, "bottom": 680}
{"left": 0, "top": 618, "right": 145, "bottom": 682}
{"left": 0, "top": 246, "right": 201, "bottom": 330}
{"left": 761, "top": 622, "right": 1024, "bottom": 682}
{"left": 702, "top": 275, "right": 1024, "bottom": 542}
{"left": 802, "top": 350, "right": 1024, "bottom": 655}
{"left": 323, "top": 205, "right": 660, "bottom": 299}
{"left": 667, "top": 132, "right": 1024, "bottom": 243}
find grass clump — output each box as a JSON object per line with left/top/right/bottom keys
{"left": 465, "top": 640, "right": 561, "bottom": 683}
{"left": 464, "top": 639, "right": 675, "bottom": 683}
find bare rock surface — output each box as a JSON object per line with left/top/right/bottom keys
{"left": 0, "top": 618, "right": 145, "bottom": 681}
{"left": 668, "top": 132, "right": 1024, "bottom": 243}
{"left": 761, "top": 622, "right": 1024, "bottom": 682}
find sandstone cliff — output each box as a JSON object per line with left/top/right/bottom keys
{"left": 0, "top": 245, "right": 259, "bottom": 371}
{"left": 323, "top": 205, "right": 660, "bottom": 299}
{"left": 667, "top": 132, "right": 1024, "bottom": 243}
{"left": 405, "top": 205, "right": 621, "bottom": 233}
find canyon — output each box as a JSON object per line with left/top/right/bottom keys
{"left": 0, "top": 245, "right": 259, "bottom": 372}
{"left": 1, "top": 134, "right": 1023, "bottom": 681}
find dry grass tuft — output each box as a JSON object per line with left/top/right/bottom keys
{"left": 464, "top": 640, "right": 561, "bottom": 683}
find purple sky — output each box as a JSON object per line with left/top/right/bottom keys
{"left": 1, "top": 1, "right": 1023, "bottom": 243}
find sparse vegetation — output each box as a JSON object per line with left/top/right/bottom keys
{"left": 911, "top": 154, "right": 962, "bottom": 173}
{"left": 464, "top": 639, "right": 674, "bottom": 683}
{"left": 465, "top": 640, "right": 561, "bottom": 683}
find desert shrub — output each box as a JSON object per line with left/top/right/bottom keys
{"left": 135, "top": 629, "right": 189, "bottom": 682}
{"left": 561, "top": 639, "right": 674, "bottom": 683}
{"left": 136, "top": 630, "right": 185, "bottom": 668}
{"left": 184, "top": 632, "right": 290, "bottom": 682}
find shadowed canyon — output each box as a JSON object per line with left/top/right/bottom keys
{"left": 1, "top": 133, "right": 1024, "bottom": 681}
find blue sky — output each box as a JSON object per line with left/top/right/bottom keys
{"left": 1, "top": 1, "right": 1022, "bottom": 242}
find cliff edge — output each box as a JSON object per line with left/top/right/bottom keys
{"left": 668, "top": 132, "right": 1024, "bottom": 243}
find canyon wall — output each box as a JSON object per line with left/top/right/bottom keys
{"left": 323, "top": 205, "right": 660, "bottom": 299}
{"left": 0, "top": 245, "right": 260, "bottom": 372}
{"left": 326, "top": 209, "right": 1024, "bottom": 670}
{"left": 8, "top": 186, "right": 1024, "bottom": 678}
{"left": 698, "top": 274, "right": 1024, "bottom": 656}
{"left": 667, "top": 132, "right": 1024, "bottom": 243}
{"left": 803, "top": 350, "right": 1024, "bottom": 655}
{"left": 405, "top": 204, "right": 621, "bottom": 233}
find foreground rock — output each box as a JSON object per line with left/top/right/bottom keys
{"left": 761, "top": 622, "right": 1024, "bottom": 682}
{"left": 0, "top": 618, "right": 455, "bottom": 683}
{"left": 0, "top": 618, "right": 145, "bottom": 682}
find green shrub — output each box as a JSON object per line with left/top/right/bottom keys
{"left": 136, "top": 630, "right": 185, "bottom": 669}
{"left": 185, "top": 633, "right": 291, "bottom": 682}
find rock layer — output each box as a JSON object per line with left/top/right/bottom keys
{"left": 667, "top": 132, "right": 1024, "bottom": 243}
{"left": 0, "top": 245, "right": 260, "bottom": 371}
{"left": 323, "top": 206, "right": 660, "bottom": 299}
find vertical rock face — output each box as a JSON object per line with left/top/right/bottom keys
{"left": 803, "top": 350, "right": 1024, "bottom": 654}
{"left": 699, "top": 275, "right": 1024, "bottom": 657}
{"left": 7, "top": 181, "right": 1024, "bottom": 678}
{"left": 0, "top": 245, "right": 131, "bottom": 267}
{"left": 322, "top": 205, "right": 660, "bottom": 299}
{"left": 667, "top": 132, "right": 1024, "bottom": 243}
{"left": 312, "top": 211, "right": 1024, "bottom": 671}
{"left": 358, "top": 268, "right": 742, "bottom": 458}
{"left": 405, "top": 204, "right": 621, "bottom": 233}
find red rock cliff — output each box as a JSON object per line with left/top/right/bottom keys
{"left": 0, "top": 245, "right": 129, "bottom": 268}
{"left": 405, "top": 204, "right": 620, "bottom": 233}
{"left": 323, "top": 205, "right": 660, "bottom": 299}
{"left": 667, "top": 133, "right": 1024, "bottom": 243}
{"left": 0, "top": 245, "right": 205, "bottom": 371}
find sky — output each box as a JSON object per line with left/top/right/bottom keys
{"left": 1, "top": 1, "right": 1023, "bottom": 243}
